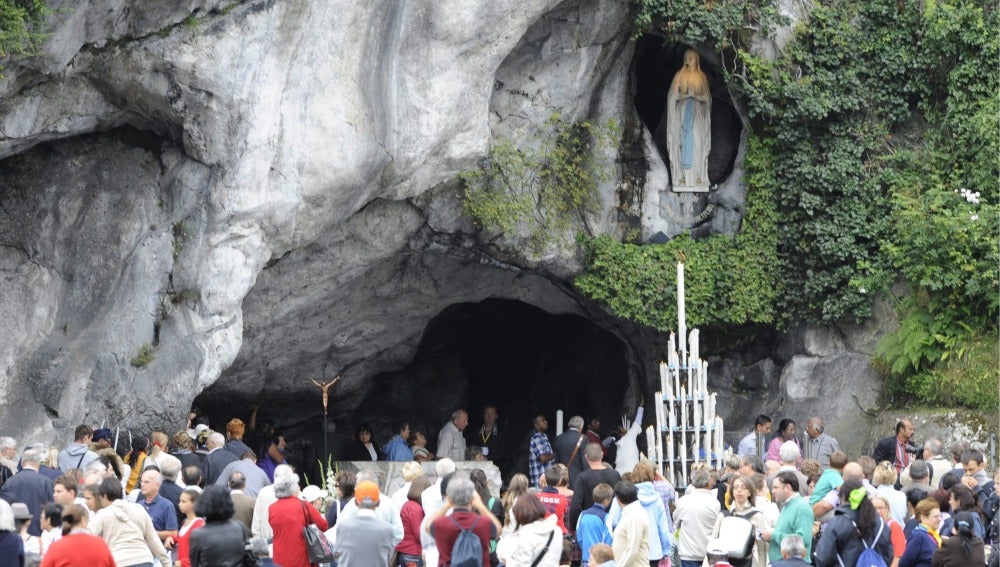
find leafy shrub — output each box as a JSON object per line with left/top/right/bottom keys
{"left": 0, "top": 0, "right": 48, "bottom": 59}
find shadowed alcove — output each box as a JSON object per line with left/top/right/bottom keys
{"left": 195, "top": 297, "right": 637, "bottom": 481}
{"left": 349, "top": 298, "right": 632, "bottom": 477}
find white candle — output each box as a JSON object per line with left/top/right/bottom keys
{"left": 673, "top": 366, "right": 680, "bottom": 401}
{"left": 680, "top": 438, "right": 688, "bottom": 486}
{"left": 690, "top": 329, "right": 699, "bottom": 374}
{"left": 717, "top": 417, "right": 725, "bottom": 470}
{"left": 678, "top": 263, "right": 687, "bottom": 364}
{"left": 645, "top": 426, "right": 656, "bottom": 461}
{"left": 668, "top": 332, "right": 677, "bottom": 364}
{"left": 556, "top": 409, "right": 563, "bottom": 436}
{"left": 680, "top": 386, "right": 687, "bottom": 430}
{"left": 702, "top": 360, "right": 709, "bottom": 394}
{"left": 659, "top": 362, "right": 668, "bottom": 397}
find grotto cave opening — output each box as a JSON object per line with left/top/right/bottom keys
{"left": 632, "top": 36, "right": 743, "bottom": 185}
{"left": 195, "top": 298, "right": 635, "bottom": 482}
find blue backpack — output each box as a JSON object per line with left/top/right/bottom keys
{"left": 840, "top": 519, "right": 887, "bottom": 567}
{"left": 450, "top": 516, "right": 484, "bottom": 567}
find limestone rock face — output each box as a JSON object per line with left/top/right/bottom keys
{"left": 0, "top": 0, "right": 657, "bottom": 441}
{"left": 0, "top": 0, "right": 897, "bottom": 454}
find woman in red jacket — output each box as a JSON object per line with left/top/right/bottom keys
{"left": 40, "top": 504, "right": 116, "bottom": 567}
{"left": 269, "top": 472, "right": 329, "bottom": 567}
{"left": 397, "top": 476, "right": 430, "bottom": 567}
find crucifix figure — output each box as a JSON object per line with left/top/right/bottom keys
{"left": 310, "top": 376, "right": 341, "bottom": 415}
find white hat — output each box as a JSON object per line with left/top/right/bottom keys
{"left": 300, "top": 485, "right": 327, "bottom": 502}
{"left": 187, "top": 423, "right": 210, "bottom": 439}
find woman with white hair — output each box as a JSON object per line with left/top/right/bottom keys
{"left": 0, "top": 500, "right": 23, "bottom": 565}
{"left": 268, "top": 472, "right": 328, "bottom": 567}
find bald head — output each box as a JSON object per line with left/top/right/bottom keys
{"left": 842, "top": 462, "right": 864, "bottom": 482}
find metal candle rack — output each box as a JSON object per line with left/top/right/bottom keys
{"left": 644, "top": 262, "right": 726, "bottom": 487}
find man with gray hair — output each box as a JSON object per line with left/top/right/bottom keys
{"left": 332, "top": 480, "right": 396, "bottom": 567}
{"left": 0, "top": 436, "right": 17, "bottom": 486}
{"left": 672, "top": 468, "right": 721, "bottom": 567}
{"left": 555, "top": 415, "right": 588, "bottom": 485}
{"left": 769, "top": 440, "right": 810, "bottom": 497}
{"left": 337, "top": 469, "right": 403, "bottom": 546}
{"left": 901, "top": 459, "right": 931, "bottom": 496}
{"left": 138, "top": 468, "right": 178, "bottom": 548}
{"left": 0, "top": 448, "right": 53, "bottom": 535}
{"left": 426, "top": 472, "right": 500, "bottom": 567}
{"left": 803, "top": 417, "right": 840, "bottom": 469}
{"left": 438, "top": 409, "right": 469, "bottom": 462}
{"left": 771, "top": 534, "right": 810, "bottom": 567}
{"left": 202, "top": 431, "right": 237, "bottom": 485}
{"left": 157, "top": 454, "right": 184, "bottom": 528}
{"left": 202, "top": 431, "right": 239, "bottom": 486}
{"left": 921, "top": 438, "right": 951, "bottom": 488}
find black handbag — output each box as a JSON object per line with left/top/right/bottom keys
{"left": 301, "top": 501, "right": 335, "bottom": 564}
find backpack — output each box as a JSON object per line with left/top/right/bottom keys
{"left": 839, "top": 519, "right": 887, "bottom": 567}
{"left": 450, "top": 515, "right": 484, "bottom": 567}
{"left": 717, "top": 510, "right": 760, "bottom": 560}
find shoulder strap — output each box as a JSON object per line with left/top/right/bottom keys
{"left": 450, "top": 515, "right": 470, "bottom": 533}
{"left": 76, "top": 448, "right": 87, "bottom": 469}
{"left": 566, "top": 434, "right": 585, "bottom": 467}
{"left": 488, "top": 497, "right": 496, "bottom": 510}
{"left": 530, "top": 530, "right": 556, "bottom": 567}
{"left": 301, "top": 500, "right": 313, "bottom": 526}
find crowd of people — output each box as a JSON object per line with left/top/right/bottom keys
{"left": 0, "top": 407, "right": 994, "bottom": 567}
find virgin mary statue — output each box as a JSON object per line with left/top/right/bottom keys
{"left": 667, "top": 49, "right": 712, "bottom": 192}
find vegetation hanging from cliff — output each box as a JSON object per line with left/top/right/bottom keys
{"left": 0, "top": 0, "right": 47, "bottom": 59}
{"left": 606, "top": 0, "right": 998, "bottom": 411}
{"left": 575, "top": 136, "right": 778, "bottom": 329}
{"left": 461, "top": 115, "right": 619, "bottom": 250}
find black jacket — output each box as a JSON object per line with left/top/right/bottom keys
{"left": 872, "top": 436, "right": 918, "bottom": 468}
{"left": 814, "top": 506, "right": 893, "bottom": 567}
{"left": 189, "top": 519, "right": 247, "bottom": 567}
{"left": 0, "top": 468, "right": 53, "bottom": 536}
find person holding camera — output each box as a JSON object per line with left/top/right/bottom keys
{"left": 872, "top": 420, "right": 919, "bottom": 476}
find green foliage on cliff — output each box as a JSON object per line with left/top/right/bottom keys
{"left": 0, "top": 0, "right": 47, "bottom": 59}
{"left": 575, "top": 136, "right": 779, "bottom": 329}
{"left": 609, "top": 0, "right": 998, "bottom": 410}
{"left": 461, "top": 115, "right": 619, "bottom": 250}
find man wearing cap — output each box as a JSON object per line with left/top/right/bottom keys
{"left": 58, "top": 425, "right": 100, "bottom": 473}
{"left": 338, "top": 470, "right": 404, "bottom": 545}
{"left": 0, "top": 448, "right": 53, "bottom": 536}
{"left": 92, "top": 428, "right": 114, "bottom": 450}
{"left": 705, "top": 541, "right": 734, "bottom": 567}
{"left": 332, "top": 480, "right": 396, "bottom": 567}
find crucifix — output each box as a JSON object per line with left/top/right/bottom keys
{"left": 311, "top": 376, "right": 341, "bottom": 415}
{"left": 310, "top": 375, "right": 340, "bottom": 461}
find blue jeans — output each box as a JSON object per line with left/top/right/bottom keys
{"left": 680, "top": 560, "right": 703, "bottom": 567}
